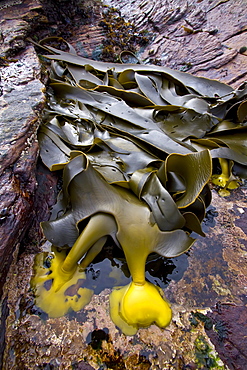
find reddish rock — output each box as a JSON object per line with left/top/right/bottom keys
{"left": 104, "top": 0, "right": 247, "bottom": 87}
{"left": 206, "top": 303, "right": 247, "bottom": 370}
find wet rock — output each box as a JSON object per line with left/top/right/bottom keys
{"left": 0, "top": 44, "right": 45, "bottom": 366}
{"left": 0, "top": 0, "right": 43, "bottom": 57}
{"left": 34, "top": 0, "right": 104, "bottom": 54}
{"left": 0, "top": 0, "right": 47, "bottom": 305}
{"left": 206, "top": 303, "right": 247, "bottom": 370}
{"left": 166, "top": 189, "right": 247, "bottom": 309}
{"left": 0, "top": 296, "right": 8, "bottom": 369}
{"left": 103, "top": 0, "right": 247, "bottom": 87}
{"left": 73, "top": 362, "right": 95, "bottom": 370}
{"left": 0, "top": 19, "right": 28, "bottom": 56}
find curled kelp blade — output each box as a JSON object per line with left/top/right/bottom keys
{"left": 163, "top": 171, "right": 186, "bottom": 194}
{"left": 210, "top": 147, "right": 247, "bottom": 166}
{"left": 45, "top": 116, "right": 96, "bottom": 148}
{"left": 208, "top": 120, "right": 247, "bottom": 135}
{"left": 38, "top": 128, "right": 70, "bottom": 171}
{"left": 212, "top": 84, "right": 247, "bottom": 121}
{"left": 159, "top": 150, "right": 212, "bottom": 208}
{"left": 129, "top": 169, "right": 185, "bottom": 231}
{"left": 183, "top": 212, "right": 205, "bottom": 237}
{"left": 41, "top": 153, "right": 121, "bottom": 247}
{"left": 141, "top": 173, "right": 186, "bottom": 231}
{"left": 37, "top": 39, "right": 234, "bottom": 100}
{"left": 37, "top": 38, "right": 247, "bottom": 177}
{"left": 182, "top": 197, "right": 206, "bottom": 223}
{"left": 206, "top": 131, "right": 247, "bottom": 157}
{"left": 159, "top": 79, "right": 210, "bottom": 114}
{"left": 237, "top": 100, "right": 247, "bottom": 122}
{"left": 68, "top": 64, "right": 104, "bottom": 87}
{"left": 41, "top": 152, "right": 195, "bottom": 260}
{"left": 39, "top": 36, "right": 78, "bottom": 55}
{"left": 88, "top": 135, "right": 160, "bottom": 177}
{"left": 134, "top": 72, "right": 167, "bottom": 106}
{"left": 95, "top": 84, "right": 155, "bottom": 106}
{"left": 102, "top": 117, "right": 192, "bottom": 156}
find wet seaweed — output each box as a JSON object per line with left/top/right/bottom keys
{"left": 30, "top": 37, "right": 247, "bottom": 334}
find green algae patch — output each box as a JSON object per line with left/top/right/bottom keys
{"left": 194, "top": 335, "right": 225, "bottom": 370}
{"left": 31, "top": 37, "right": 247, "bottom": 334}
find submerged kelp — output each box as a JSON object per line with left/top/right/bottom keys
{"left": 32, "top": 38, "right": 247, "bottom": 335}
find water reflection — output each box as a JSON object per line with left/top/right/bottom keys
{"left": 81, "top": 205, "right": 218, "bottom": 294}
{"left": 82, "top": 245, "right": 189, "bottom": 294}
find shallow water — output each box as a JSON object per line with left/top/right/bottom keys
{"left": 30, "top": 203, "right": 219, "bottom": 323}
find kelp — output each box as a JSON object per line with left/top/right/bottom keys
{"left": 32, "top": 38, "right": 247, "bottom": 335}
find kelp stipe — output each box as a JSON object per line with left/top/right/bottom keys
{"left": 31, "top": 151, "right": 209, "bottom": 330}
{"left": 212, "top": 158, "right": 240, "bottom": 196}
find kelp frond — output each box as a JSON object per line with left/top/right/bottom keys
{"left": 31, "top": 38, "right": 247, "bottom": 334}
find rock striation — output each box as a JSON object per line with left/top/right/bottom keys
{"left": 104, "top": 0, "right": 247, "bottom": 87}
{"left": 0, "top": 0, "right": 45, "bottom": 297}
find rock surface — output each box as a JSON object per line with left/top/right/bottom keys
{"left": 0, "top": 0, "right": 247, "bottom": 369}
{"left": 103, "top": 0, "right": 247, "bottom": 88}
{"left": 0, "top": 1, "right": 47, "bottom": 366}
{"left": 0, "top": 1, "right": 46, "bottom": 297}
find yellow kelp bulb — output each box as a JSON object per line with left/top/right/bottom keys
{"left": 212, "top": 173, "right": 229, "bottom": 187}
{"left": 110, "top": 281, "right": 172, "bottom": 335}
{"left": 121, "top": 281, "right": 172, "bottom": 327}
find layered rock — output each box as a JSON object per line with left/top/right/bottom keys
{"left": 104, "top": 0, "right": 247, "bottom": 87}
{"left": 0, "top": 3, "right": 46, "bottom": 297}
